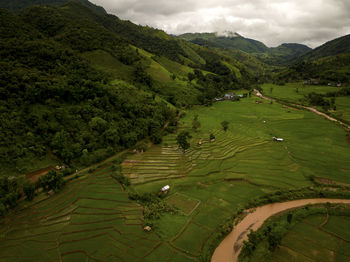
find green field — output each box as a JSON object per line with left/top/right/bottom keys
{"left": 271, "top": 213, "right": 350, "bottom": 262}
{"left": 261, "top": 83, "right": 350, "bottom": 123}
{"left": 123, "top": 96, "right": 350, "bottom": 259}
{"left": 261, "top": 83, "right": 340, "bottom": 102}
{"left": 1, "top": 96, "right": 350, "bottom": 261}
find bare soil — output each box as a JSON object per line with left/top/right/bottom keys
{"left": 26, "top": 166, "right": 54, "bottom": 183}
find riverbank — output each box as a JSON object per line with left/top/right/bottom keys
{"left": 211, "top": 198, "right": 350, "bottom": 262}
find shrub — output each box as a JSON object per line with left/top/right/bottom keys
{"left": 0, "top": 202, "right": 5, "bottom": 216}
{"left": 39, "top": 170, "right": 65, "bottom": 192}
{"left": 23, "top": 181, "right": 35, "bottom": 201}
{"left": 112, "top": 172, "right": 130, "bottom": 187}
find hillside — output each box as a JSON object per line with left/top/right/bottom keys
{"left": 0, "top": 2, "right": 254, "bottom": 175}
{"left": 273, "top": 35, "right": 350, "bottom": 83}
{"left": 302, "top": 34, "right": 350, "bottom": 61}
{"left": 0, "top": 0, "right": 106, "bottom": 14}
{"left": 178, "top": 32, "right": 311, "bottom": 66}
{"left": 262, "top": 43, "right": 312, "bottom": 65}
{"left": 178, "top": 32, "right": 269, "bottom": 53}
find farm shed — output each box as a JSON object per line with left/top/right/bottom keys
{"left": 161, "top": 185, "right": 170, "bottom": 192}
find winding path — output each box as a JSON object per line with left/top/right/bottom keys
{"left": 211, "top": 198, "right": 350, "bottom": 262}
{"left": 254, "top": 89, "right": 350, "bottom": 130}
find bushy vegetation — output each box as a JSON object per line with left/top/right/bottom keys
{"left": 239, "top": 204, "right": 350, "bottom": 261}
{"left": 0, "top": 7, "right": 177, "bottom": 174}
{"left": 129, "top": 191, "right": 177, "bottom": 221}
{"left": 38, "top": 170, "right": 65, "bottom": 192}
{"left": 23, "top": 180, "right": 35, "bottom": 200}
{"left": 0, "top": 176, "right": 21, "bottom": 215}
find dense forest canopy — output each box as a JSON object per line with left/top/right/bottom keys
{"left": 0, "top": 2, "right": 256, "bottom": 176}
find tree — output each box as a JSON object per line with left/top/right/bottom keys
{"left": 0, "top": 202, "right": 5, "bottom": 216}
{"left": 176, "top": 131, "right": 191, "bottom": 152}
{"left": 192, "top": 115, "right": 201, "bottom": 131}
{"left": 39, "top": 170, "right": 64, "bottom": 192}
{"left": 210, "top": 133, "right": 215, "bottom": 141}
{"left": 150, "top": 132, "right": 162, "bottom": 144}
{"left": 23, "top": 181, "right": 35, "bottom": 201}
{"left": 268, "top": 225, "right": 284, "bottom": 251}
{"left": 221, "top": 121, "right": 229, "bottom": 131}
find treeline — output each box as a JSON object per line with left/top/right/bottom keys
{"left": 273, "top": 54, "right": 350, "bottom": 84}
{"left": 239, "top": 204, "right": 350, "bottom": 261}
{"left": 304, "top": 86, "right": 350, "bottom": 111}
{"left": 0, "top": 169, "right": 67, "bottom": 216}
{"left": 0, "top": 8, "right": 176, "bottom": 173}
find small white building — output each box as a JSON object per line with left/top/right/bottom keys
{"left": 161, "top": 185, "right": 170, "bottom": 192}
{"left": 272, "top": 137, "right": 284, "bottom": 142}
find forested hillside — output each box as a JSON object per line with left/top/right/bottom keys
{"left": 178, "top": 32, "right": 312, "bottom": 66}
{"left": 273, "top": 35, "right": 350, "bottom": 83}
{"left": 0, "top": 0, "right": 106, "bottom": 13}
{"left": 0, "top": 2, "right": 254, "bottom": 175}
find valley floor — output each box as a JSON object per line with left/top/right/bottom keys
{"left": 1, "top": 95, "right": 350, "bottom": 261}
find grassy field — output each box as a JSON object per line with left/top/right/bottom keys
{"left": 261, "top": 83, "right": 350, "bottom": 123}
{"left": 271, "top": 213, "right": 350, "bottom": 262}
{"left": 1, "top": 96, "right": 350, "bottom": 261}
{"left": 122, "top": 96, "right": 350, "bottom": 259}
{"left": 261, "top": 83, "right": 340, "bottom": 103}
{"left": 0, "top": 165, "right": 168, "bottom": 261}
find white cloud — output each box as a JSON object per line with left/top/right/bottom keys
{"left": 90, "top": 0, "right": 350, "bottom": 48}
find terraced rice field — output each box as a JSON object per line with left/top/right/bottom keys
{"left": 271, "top": 213, "right": 350, "bottom": 262}
{"left": 1, "top": 96, "right": 350, "bottom": 261}
{"left": 0, "top": 166, "right": 163, "bottom": 262}
{"left": 122, "top": 96, "right": 350, "bottom": 259}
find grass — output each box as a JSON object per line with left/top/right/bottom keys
{"left": 166, "top": 193, "right": 200, "bottom": 216}
{"left": 261, "top": 82, "right": 350, "bottom": 124}
{"left": 0, "top": 166, "right": 165, "bottom": 261}
{"left": 123, "top": 96, "right": 350, "bottom": 258}
{"left": 261, "top": 83, "right": 340, "bottom": 103}
{"left": 270, "top": 213, "right": 350, "bottom": 262}
{"left": 1, "top": 94, "right": 350, "bottom": 261}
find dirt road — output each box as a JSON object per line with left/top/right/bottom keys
{"left": 254, "top": 89, "right": 350, "bottom": 129}
{"left": 211, "top": 198, "right": 350, "bottom": 262}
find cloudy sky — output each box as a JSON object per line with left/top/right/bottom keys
{"left": 90, "top": 0, "right": 350, "bottom": 48}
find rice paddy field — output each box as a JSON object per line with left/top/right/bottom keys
{"left": 261, "top": 83, "right": 350, "bottom": 123}
{"left": 1, "top": 95, "right": 350, "bottom": 261}
{"left": 271, "top": 213, "right": 350, "bottom": 262}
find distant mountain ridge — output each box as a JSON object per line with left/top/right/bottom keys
{"left": 301, "top": 34, "right": 350, "bottom": 61}
{"left": 178, "top": 32, "right": 312, "bottom": 65}
{"left": 178, "top": 32, "right": 269, "bottom": 53}
{"left": 0, "top": 0, "right": 106, "bottom": 14}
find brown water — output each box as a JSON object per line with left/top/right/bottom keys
{"left": 211, "top": 198, "right": 350, "bottom": 262}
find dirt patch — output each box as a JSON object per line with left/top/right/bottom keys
{"left": 26, "top": 166, "right": 55, "bottom": 183}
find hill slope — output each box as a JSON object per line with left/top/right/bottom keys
{"left": 178, "top": 32, "right": 269, "bottom": 53}
{"left": 0, "top": 0, "right": 106, "bottom": 13}
{"left": 0, "top": 2, "right": 254, "bottom": 175}
{"left": 178, "top": 32, "right": 312, "bottom": 65}
{"left": 302, "top": 34, "right": 350, "bottom": 61}
{"left": 274, "top": 35, "right": 350, "bottom": 83}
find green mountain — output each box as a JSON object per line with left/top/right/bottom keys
{"left": 0, "top": 1, "right": 254, "bottom": 175}
{"left": 274, "top": 35, "right": 350, "bottom": 83}
{"left": 178, "top": 32, "right": 269, "bottom": 53}
{"left": 178, "top": 32, "right": 312, "bottom": 66}
{"left": 0, "top": 0, "right": 106, "bottom": 14}
{"left": 302, "top": 34, "right": 350, "bottom": 61}
{"left": 262, "top": 43, "right": 312, "bottom": 65}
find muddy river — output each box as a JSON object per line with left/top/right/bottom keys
{"left": 211, "top": 198, "right": 350, "bottom": 262}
